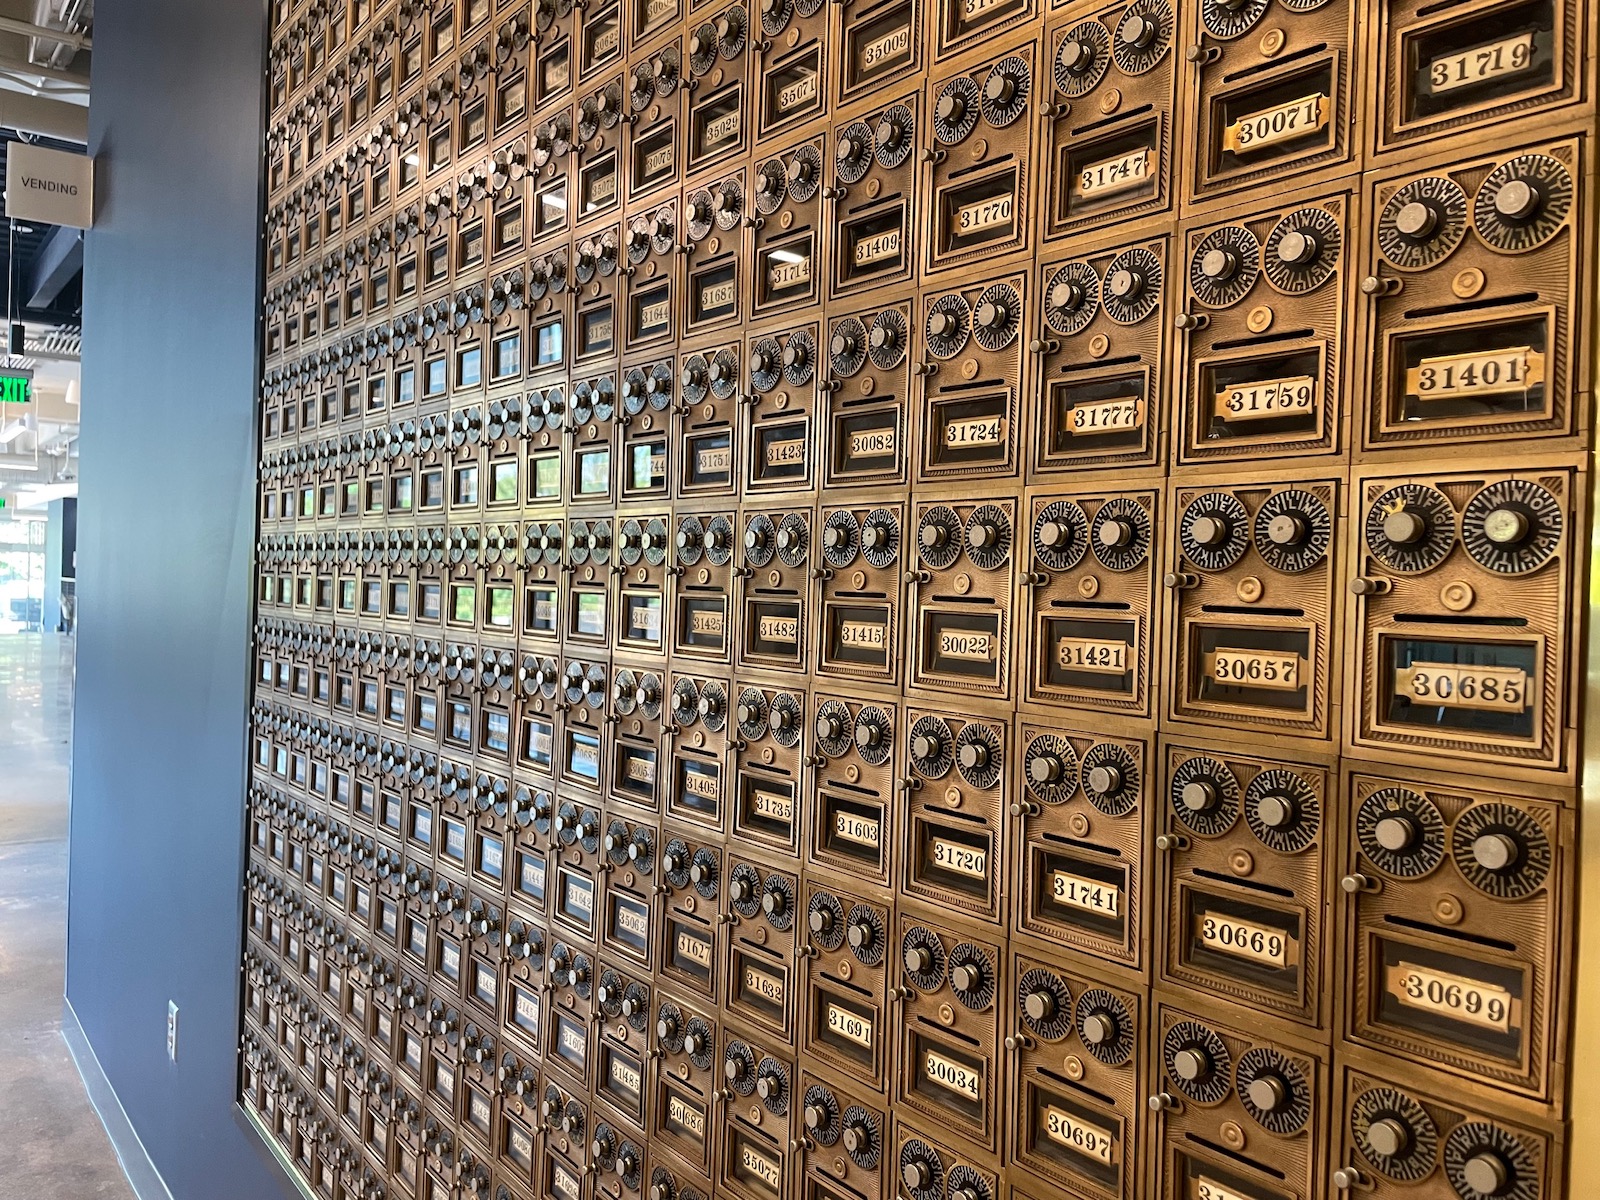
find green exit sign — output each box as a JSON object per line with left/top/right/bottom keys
{"left": 0, "top": 375, "right": 30, "bottom": 405}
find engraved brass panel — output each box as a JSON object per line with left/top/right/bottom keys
{"left": 1151, "top": 1002, "right": 1330, "bottom": 1200}
{"left": 1339, "top": 769, "right": 1572, "bottom": 1108}
{"left": 252, "top": 0, "right": 1598, "bottom": 1195}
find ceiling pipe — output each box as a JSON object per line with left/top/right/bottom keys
{"left": 0, "top": 14, "right": 89, "bottom": 51}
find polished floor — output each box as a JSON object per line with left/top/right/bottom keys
{"left": 0, "top": 634, "right": 138, "bottom": 1199}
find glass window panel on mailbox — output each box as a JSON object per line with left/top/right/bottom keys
{"left": 246, "top": 0, "right": 1596, "bottom": 1198}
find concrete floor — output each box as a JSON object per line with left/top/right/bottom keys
{"left": 0, "top": 633, "right": 138, "bottom": 1200}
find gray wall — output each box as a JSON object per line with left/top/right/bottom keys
{"left": 67, "top": 2, "right": 295, "bottom": 1197}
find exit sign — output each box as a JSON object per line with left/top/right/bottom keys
{"left": 0, "top": 374, "right": 30, "bottom": 404}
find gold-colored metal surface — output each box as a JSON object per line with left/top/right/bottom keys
{"left": 248, "top": 0, "right": 1597, "bottom": 1198}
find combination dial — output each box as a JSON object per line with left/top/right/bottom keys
{"left": 1161, "top": 1020, "right": 1232, "bottom": 1104}
{"left": 1354, "top": 787, "right": 1446, "bottom": 879}
{"left": 1017, "top": 968, "right": 1074, "bottom": 1041}
{"left": 1170, "top": 756, "right": 1240, "bottom": 838}
{"left": 1364, "top": 483, "right": 1456, "bottom": 574}
{"left": 1350, "top": 1085, "right": 1438, "bottom": 1183}
{"left": 1474, "top": 153, "right": 1572, "bottom": 253}
{"left": 1377, "top": 176, "right": 1469, "bottom": 270}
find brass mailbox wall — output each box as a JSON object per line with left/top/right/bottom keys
{"left": 245, "top": 1, "right": 1596, "bottom": 1199}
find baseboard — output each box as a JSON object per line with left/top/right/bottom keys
{"left": 60, "top": 998, "right": 176, "bottom": 1200}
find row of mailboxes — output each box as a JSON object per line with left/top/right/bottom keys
{"left": 244, "top": 845, "right": 1569, "bottom": 1200}
{"left": 267, "top": 0, "right": 1596, "bottom": 229}
{"left": 249, "top": 457, "right": 1587, "bottom": 780}
{"left": 266, "top": 135, "right": 1584, "bottom": 349}
{"left": 262, "top": 132, "right": 1596, "bottom": 471}
{"left": 248, "top": 694, "right": 1575, "bottom": 1115}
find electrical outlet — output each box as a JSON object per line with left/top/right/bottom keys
{"left": 167, "top": 1001, "right": 178, "bottom": 1063}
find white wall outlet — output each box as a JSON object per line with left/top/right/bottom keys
{"left": 167, "top": 1001, "right": 178, "bottom": 1063}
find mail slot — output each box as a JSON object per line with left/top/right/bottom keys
{"left": 528, "top": 110, "right": 575, "bottom": 242}
{"left": 892, "top": 1124, "right": 1000, "bottom": 1200}
{"left": 1158, "top": 744, "right": 1331, "bottom": 1030}
{"left": 749, "top": 135, "right": 826, "bottom": 319}
{"left": 683, "top": 172, "right": 748, "bottom": 336}
{"left": 609, "top": 668, "right": 667, "bottom": 814}
{"left": 1348, "top": 464, "right": 1579, "bottom": 779}
{"left": 821, "top": 301, "right": 913, "bottom": 490}
{"left": 922, "top": 43, "right": 1036, "bottom": 274}
{"left": 601, "top": 817, "right": 658, "bottom": 970}
{"left": 619, "top": 366, "right": 674, "bottom": 502}
{"left": 1041, "top": 2, "right": 1177, "bottom": 241}
{"left": 1031, "top": 236, "right": 1169, "bottom": 475}
{"left": 685, "top": 1, "right": 751, "bottom": 174}
{"left": 836, "top": 0, "right": 923, "bottom": 108}
{"left": 670, "top": 514, "right": 736, "bottom": 662}
{"left": 660, "top": 875, "right": 721, "bottom": 996}
{"left": 743, "top": 326, "right": 819, "bottom": 492}
{"left": 544, "top": 1140, "right": 593, "bottom": 1200}
{"left": 896, "top": 914, "right": 1002, "bottom": 1153}
{"left": 828, "top": 104, "right": 915, "bottom": 303}
{"left": 1014, "top": 720, "right": 1150, "bottom": 972}
{"left": 717, "top": 1029, "right": 794, "bottom": 1191}
{"left": 903, "top": 709, "right": 1009, "bottom": 926}
{"left": 1178, "top": 0, "right": 1356, "bottom": 205}
{"left": 756, "top": 14, "right": 826, "bottom": 141}
{"left": 623, "top": 201, "right": 679, "bottom": 351}
{"left": 678, "top": 344, "right": 742, "bottom": 496}
{"left": 521, "top": 519, "right": 565, "bottom": 647}
{"left": 795, "top": 1073, "right": 887, "bottom": 1200}
{"left": 592, "top": 1116, "right": 648, "bottom": 1200}
{"left": 1150, "top": 1002, "right": 1327, "bottom": 1200}
{"left": 731, "top": 683, "right": 807, "bottom": 858}
{"left": 1175, "top": 190, "right": 1352, "bottom": 465}
{"left": 572, "top": 226, "right": 622, "bottom": 364}
{"left": 1008, "top": 948, "right": 1146, "bottom": 1200}
{"left": 809, "top": 694, "right": 899, "bottom": 890}
{"left": 1340, "top": 768, "right": 1571, "bottom": 1107}
{"left": 736, "top": 507, "right": 812, "bottom": 671}
{"left": 625, "top": 40, "right": 685, "bottom": 201}
{"left": 908, "top": 498, "right": 1016, "bottom": 703}
{"left": 547, "top": 942, "right": 597, "bottom": 1087}
{"left": 1369, "top": 0, "right": 1584, "bottom": 161}
{"left": 801, "top": 879, "right": 891, "bottom": 1093}
{"left": 594, "top": 953, "right": 653, "bottom": 1059}
{"left": 1023, "top": 487, "right": 1159, "bottom": 724}
{"left": 947, "top": 0, "right": 1041, "bottom": 56}
{"left": 452, "top": 164, "right": 494, "bottom": 283}
{"left": 627, "top": 0, "right": 684, "bottom": 43}
{"left": 722, "top": 855, "right": 800, "bottom": 1041}
{"left": 652, "top": 992, "right": 719, "bottom": 1175}
{"left": 915, "top": 273, "right": 1028, "bottom": 484}
{"left": 666, "top": 671, "right": 732, "bottom": 832}
{"left": 554, "top": 858, "right": 600, "bottom": 944}
{"left": 1164, "top": 475, "right": 1342, "bottom": 748}
{"left": 578, "top": 0, "right": 625, "bottom": 80}
{"left": 1359, "top": 136, "right": 1589, "bottom": 455}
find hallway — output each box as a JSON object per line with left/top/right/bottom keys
{"left": 0, "top": 634, "right": 136, "bottom": 1199}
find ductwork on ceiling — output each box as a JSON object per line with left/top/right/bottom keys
{"left": 27, "top": 0, "right": 90, "bottom": 70}
{"left": 0, "top": 0, "right": 91, "bottom": 143}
